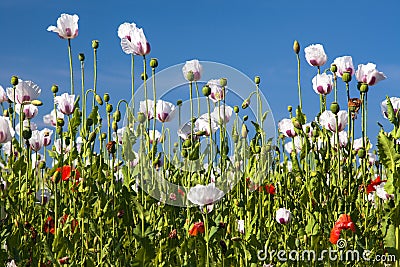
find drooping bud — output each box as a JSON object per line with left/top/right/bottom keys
{"left": 293, "top": 40, "right": 300, "bottom": 54}
{"left": 342, "top": 72, "right": 352, "bottom": 83}
{"left": 254, "top": 76, "right": 261, "bottom": 85}
{"left": 241, "top": 98, "right": 250, "bottom": 109}
{"left": 113, "top": 110, "right": 121, "bottom": 122}
{"left": 51, "top": 85, "right": 59, "bottom": 94}
{"left": 92, "top": 40, "right": 99, "bottom": 49}
{"left": 95, "top": 94, "right": 103, "bottom": 105}
{"left": 150, "top": 58, "right": 158, "bottom": 68}
{"left": 330, "top": 102, "right": 340, "bottom": 115}
{"left": 78, "top": 53, "right": 85, "bottom": 62}
{"left": 11, "top": 76, "right": 18, "bottom": 86}
{"left": 103, "top": 93, "right": 110, "bottom": 103}
{"left": 220, "top": 78, "right": 227, "bottom": 87}
{"left": 202, "top": 85, "right": 211, "bottom": 97}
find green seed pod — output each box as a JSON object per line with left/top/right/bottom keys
{"left": 92, "top": 40, "right": 99, "bottom": 49}
{"left": 113, "top": 110, "right": 121, "bottom": 122}
{"left": 341, "top": 72, "right": 352, "bottom": 83}
{"left": 358, "top": 148, "right": 366, "bottom": 159}
{"left": 51, "top": 85, "right": 59, "bottom": 94}
{"left": 176, "top": 99, "right": 183, "bottom": 106}
{"left": 330, "top": 102, "right": 340, "bottom": 115}
{"left": 150, "top": 58, "right": 158, "bottom": 68}
{"left": 293, "top": 40, "right": 300, "bottom": 54}
{"left": 106, "top": 104, "right": 113, "bottom": 113}
{"left": 141, "top": 73, "right": 148, "bottom": 81}
{"left": 233, "top": 106, "right": 239, "bottom": 113}
{"left": 254, "top": 76, "right": 261, "bottom": 85}
{"left": 78, "top": 53, "right": 85, "bottom": 62}
{"left": 359, "top": 83, "right": 369, "bottom": 93}
{"left": 112, "top": 121, "right": 118, "bottom": 132}
{"left": 220, "top": 78, "right": 227, "bottom": 87}
{"left": 95, "top": 94, "right": 103, "bottom": 105}
{"left": 11, "top": 76, "right": 18, "bottom": 86}
{"left": 202, "top": 85, "right": 211, "bottom": 97}
{"left": 243, "top": 115, "right": 248, "bottom": 121}
{"left": 100, "top": 133, "right": 107, "bottom": 141}
{"left": 57, "top": 118, "right": 64, "bottom": 127}
{"left": 186, "top": 71, "right": 195, "bottom": 81}
{"left": 330, "top": 64, "right": 337, "bottom": 73}
{"left": 241, "top": 98, "right": 250, "bottom": 109}
{"left": 103, "top": 93, "right": 110, "bottom": 103}
{"left": 288, "top": 105, "right": 292, "bottom": 112}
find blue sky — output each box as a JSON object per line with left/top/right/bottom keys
{"left": 0, "top": 0, "right": 399, "bottom": 146}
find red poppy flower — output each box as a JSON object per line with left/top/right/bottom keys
{"left": 366, "top": 176, "right": 386, "bottom": 194}
{"left": 265, "top": 184, "right": 276, "bottom": 195}
{"left": 43, "top": 216, "right": 55, "bottom": 235}
{"left": 329, "top": 214, "right": 356, "bottom": 244}
{"left": 57, "top": 165, "right": 80, "bottom": 181}
{"left": 189, "top": 222, "right": 205, "bottom": 236}
{"left": 178, "top": 188, "right": 185, "bottom": 197}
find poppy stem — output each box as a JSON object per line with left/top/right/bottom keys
{"left": 68, "top": 39, "right": 74, "bottom": 95}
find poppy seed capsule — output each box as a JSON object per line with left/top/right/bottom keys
{"left": 202, "top": 85, "right": 211, "bottom": 96}
{"left": 95, "top": 95, "right": 103, "bottom": 105}
{"left": 358, "top": 148, "right": 366, "bottom": 158}
{"left": 186, "top": 71, "right": 195, "bottom": 81}
{"left": 220, "top": 78, "right": 227, "bottom": 87}
{"left": 150, "top": 58, "right": 158, "bottom": 68}
{"left": 330, "top": 102, "right": 340, "bottom": 115}
{"left": 293, "top": 40, "right": 300, "bottom": 54}
{"left": 137, "top": 112, "right": 146, "bottom": 123}
{"left": 100, "top": 133, "right": 107, "bottom": 140}
{"left": 141, "top": 73, "right": 148, "bottom": 81}
{"left": 106, "top": 104, "right": 113, "bottom": 113}
{"left": 103, "top": 93, "right": 110, "bottom": 103}
{"left": 233, "top": 106, "right": 239, "bottom": 113}
{"left": 330, "top": 64, "right": 337, "bottom": 73}
{"left": 176, "top": 99, "right": 182, "bottom": 106}
{"left": 51, "top": 85, "right": 59, "bottom": 94}
{"left": 11, "top": 76, "right": 19, "bottom": 86}
{"left": 254, "top": 76, "right": 261, "bottom": 85}
{"left": 78, "top": 53, "right": 85, "bottom": 61}
{"left": 241, "top": 98, "right": 250, "bottom": 109}
{"left": 359, "top": 83, "right": 369, "bottom": 93}
{"left": 341, "top": 72, "right": 352, "bottom": 83}
{"left": 92, "top": 40, "right": 99, "bottom": 49}
{"left": 288, "top": 106, "right": 292, "bottom": 112}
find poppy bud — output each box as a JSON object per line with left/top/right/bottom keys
{"left": 86, "top": 118, "right": 93, "bottom": 127}
{"left": 233, "top": 106, "right": 239, "bottom": 113}
{"left": 181, "top": 149, "right": 188, "bottom": 158}
{"left": 100, "top": 133, "right": 107, "bottom": 141}
{"left": 57, "top": 118, "right": 64, "bottom": 127}
{"left": 3, "top": 109, "right": 8, "bottom": 117}
{"left": 243, "top": 115, "right": 248, "bottom": 121}
{"left": 51, "top": 85, "right": 59, "bottom": 94}
{"left": 92, "top": 40, "right": 99, "bottom": 49}
{"left": 358, "top": 148, "right": 366, "bottom": 158}
{"left": 330, "top": 102, "right": 340, "bottom": 115}
{"left": 220, "top": 78, "right": 227, "bottom": 87}
{"left": 341, "top": 72, "right": 352, "bottom": 83}
{"left": 330, "top": 64, "right": 337, "bottom": 73}
{"left": 241, "top": 124, "right": 248, "bottom": 138}
{"left": 23, "top": 129, "right": 32, "bottom": 139}
{"left": 113, "top": 110, "right": 121, "bottom": 122}
{"left": 137, "top": 112, "right": 146, "bottom": 123}
{"left": 202, "top": 85, "right": 211, "bottom": 97}
{"left": 183, "top": 139, "right": 192, "bottom": 148}
{"left": 11, "top": 76, "right": 19, "bottom": 86}
{"left": 141, "top": 73, "right": 148, "bottom": 81}
{"left": 88, "top": 132, "right": 96, "bottom": 142}
{"left": 31, "top": 100, "right": 43, "bottom": 106}
{"left": 186, "top": 71, "right": 195, "bottom": 81}
{"left": 103, "top": 93, "right": 110, "bottom": 103}
{"left": 39, "top": 161, "right": 46, "bottom": 169}
{"left": 112, "top": 121, "right": 118, "bottom": 132}
{"left": 106, "top": 104, "right": 113, "bottom": 113}
{"left": 150, "top": 58, "right": 158, "bottom": 68}
{"left": 106, "top": 141, "right": 116, "bottom": 154}
{"left": 293, "top": 40, "right": 300, "bottom": 54}
{"left": 78, "top": 53, "right": 85, "bottom": 61}
{"left": 241, "top": 98, "right": 250, "bottom": 109}
{"left": 176, "top": 99, "right": 182, "bottom": 106}
{"left": 288, "top": 106, "right": 292, "bottom": 112}
{"left": 95, "top": 95, "right": 103, "bottom": 105}
{"left": 291, "top": 117, "right": 302, "bottom": 130}
{"left": 232, "top": 134, "right": 239, "bottom": 143}
{"left": 254, "top": 76, "right": 261, "bottom": 85}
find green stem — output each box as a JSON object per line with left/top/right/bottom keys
{"left": 296, "top": 53, "right": 302, "bottom": 110}
{"left": 68, "top": 39, "right": 74, "bottom": 95}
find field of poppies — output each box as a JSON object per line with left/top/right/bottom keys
{"left": 1, "top": 13, "right": 400, "bottom": 267}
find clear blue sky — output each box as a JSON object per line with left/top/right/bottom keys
{"left": 0, "top": 0, "right": 399, "bottom": 145}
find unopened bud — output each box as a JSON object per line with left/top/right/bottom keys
{"left": 38, "top": 161, "right": 46, "bottom": 169}
{"left": 78, "top": 53, "right": 85, "bottom": 61}
{"left": 288, "top": 106, "right": 292, "bottom": 112}
{"left": 103, "top": 93, "right": 110, "bottom": 103}
{"left": 293, "top": 40, "right": 300, "bottom": 54}
{"left": 254, "top": 76, "right": 261, "bottom": 85}
{"left": 112, "top": 121, "right": 118, "bottom": 132}
{"left": 150, "top": 58, "right": 158, "bottom": 68}
{"left": 177, "top": 99, "right": 182, "bottom": 106}
{"left": 220, "top": 78, "right": 227, "bottom": 87}
{"left": 88, "top": 132, "right": 96, "bottom": 142}
{"left": 86, "top": 118, "right": 93, "bottom": 127}
{"left": 141, "top": 73, "right": 148, "bottom": 81}
{"left": 100, "top": 133, "right": 107, "bottom": 141}
{"left": 233, "top": 106, "right": 239, "bottom": 113}
{"left": 51, "top": 85, "right": 59, "bottom": 94}
{"left": 11, "top": 76, "right": 18, "bottom": 86}
{"left": 291, "top": 117, "right": 302, "bottom": 130}
{"left": 95, "top": 94, "right": 103, "bottom": 105}
{"left": 113, "top": 110, "right": 121, "bottom": 122}
{"left": 241, "top": 124, "right": 248, "bottom": 138}
{"left": 243, "top": 115, "right": 248, "bottom": 121}
{"left": 241, "top": 98, "right": 250, "bottom": 109}
{"left": 137, "top": 112, "right": 146, "bottom": 124}
{"left": 106, "top": 104, "right": 113, "bottom": 113}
